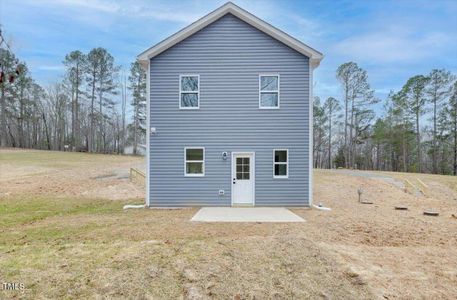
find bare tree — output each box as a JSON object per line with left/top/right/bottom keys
{"left": 446, "top": 81, "right": 457, "bottom": 175}
{"left": 323, "top": 97, "right": 341, "bottom": 168}
{"left": 120, "top": 71, "right": 127, "bottom": 154}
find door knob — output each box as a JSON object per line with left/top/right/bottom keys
{"left": 233, "top": 178, "right": 236, "bottom": 184}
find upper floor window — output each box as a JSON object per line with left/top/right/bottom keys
{"left": 180, "top": 75, "right": 199, "bottom": 109}
{"left": 259, "top": 74, "right": 279, "bottom": 109}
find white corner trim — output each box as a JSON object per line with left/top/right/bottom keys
{"left": 137, "top": 2, "right": 323, "bottom": 68}
{"left": 145, "top": 61, "right": 151, "bottom": 207}
{"left": 308, "top": 60, "right": 314, "bottom": 207}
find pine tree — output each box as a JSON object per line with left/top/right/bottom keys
{"left": 96, "top": 49, "right": 119, "bottom": 152}
{"left": 0, "top": 49, "right": 18, "bottom": 147}
{"left": 85, "top": 49, "right": 100, "bottom": 152}
{"left": 63, "top": 50, "right": 86, "bottom": 151}
{"left": 128, "top": 61, "right": 146, "bottom": 155}
{"left": 426, "top": 69, "right": 454, "bottom": 173}
{"left": 397, "top": 75, "right": 428, "bottom": 172}
{"left": 336, "top": 62, "right": 375, "bottom": 168}
{"left": 372, "top": 118, "right": 388, "bottom": 170}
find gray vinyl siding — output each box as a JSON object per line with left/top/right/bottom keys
{"left": 149, "top": 13, "right": 310, "bottom": 207}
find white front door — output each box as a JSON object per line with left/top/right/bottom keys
{"left": 232, "top": 153, "right": 254, "bottom": 205}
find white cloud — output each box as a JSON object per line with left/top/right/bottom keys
{"left": 315, "top": 81, "right": 339, "bottom": 96}
{"left": 126, "top": 6, "right": 203, "bottom": 24}
{"left": 36, "top": 65, "right": 65, "bottom": 71}
{"left": 287, "top": 14, "right": 325, "bottom": 39}
{"left": 332, "top": 26, "right": 455, "bottom": 63}
{"left": 26, "top": 0, "right": 206, "bottom": 24}
{"left": 50, "top": 0, "right": 120, "bottom": 13}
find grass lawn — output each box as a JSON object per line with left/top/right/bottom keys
{"left": 0, "top": 196, "right": 371, "bottom": 299}
{"left": 0, "top": 149, "right": 370, "bottom": 299}
{"left": 1, "top": 149, "right": 457, "bottom": 299}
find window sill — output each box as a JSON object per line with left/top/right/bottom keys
{"left": 179, "top": 107, "right": 200, "bottom": 110}
{"left": 259, "top": 107, "right": 280, "bottom": 110}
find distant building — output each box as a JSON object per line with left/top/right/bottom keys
{"left": 123, "top": 145, "right": 146, "bottom": 156}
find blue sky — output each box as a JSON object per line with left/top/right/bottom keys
{"left": 2, "top": 0, "right": 457, "bottom": 112}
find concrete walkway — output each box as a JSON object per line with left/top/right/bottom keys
{"left": 191, "top": 207, "right": 305, "bottom": 223}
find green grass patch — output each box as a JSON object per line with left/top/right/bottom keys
{"left": 0, "top": 150, "right": 141, "bottom": 168}
{"left": 0, "top": 195, "right": 137, "bottom": 249}
{"left": 0, "top": 196, "right": 122, "bottom": 228}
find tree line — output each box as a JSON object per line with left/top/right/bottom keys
{"left": 314, "top": 62, "right": 457, "bottom": 175}
{"left": 2, "top": 45, "right": 457, "bottom": 176}
{"left": 0, "top": 47, "right": 146, "bottom": 154}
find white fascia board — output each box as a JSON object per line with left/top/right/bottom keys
{"left": 137, "top": 2, "right": 323, "bottom": 68}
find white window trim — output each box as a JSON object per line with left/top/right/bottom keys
{"left": 273, "top": 149, "right": 288, "bottom": 179}
{"left": 184, "top": 147, "right": 205, "bottom": 177}
{"left": 259, "top": 74, "right": 280, "bottom": 109}
{"left": 179, "top": 74, "right": 200, "bottom": 109}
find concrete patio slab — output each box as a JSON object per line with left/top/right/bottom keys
{"left": 191, "top": 207, "right": 305, "bottom": 223}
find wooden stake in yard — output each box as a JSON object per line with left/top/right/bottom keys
{"left": 416, "top": 178, "right": 428, "bottom": 196}
{"left": 404, "top": 178, "right": 414, "bottom": 193}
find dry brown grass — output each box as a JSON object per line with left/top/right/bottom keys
{"left": 1, "top": 149, "right": 457, "bottom": 299}
{"left": 0, "top": 148, "right": 144, "bottom": 200}
{"left": 307, "top": 169, "right": 457, "bottom": 299}
{"left": 0, "top": 207, "right": 372, "bottom": 299}
{"left": 382, "top": 170, "right": 457, "bottom": 201}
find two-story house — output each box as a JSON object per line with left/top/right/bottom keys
{"left": 137, "top": 2, "right": 323, "bottom": 207}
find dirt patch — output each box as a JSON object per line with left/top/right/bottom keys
{"left": 0, "top": 164, "right": 52, "bottom": 182}
{"left": 0, "top": 209, "right": 373, "bottom": 299}
{"left": 1, "top": 150, "right": 457, "bottom": 299}
{"left": 0, "top": 149, "right": 144, "bottom": 201}
{"left": 322, "top": 243, "right": 457, "bottom": 299}
{"left": 299, "top": 170, "right": 457, "bottom": 298}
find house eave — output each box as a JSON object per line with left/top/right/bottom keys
{"left": 137, "top": 2, "right": 323, "bottom": 68}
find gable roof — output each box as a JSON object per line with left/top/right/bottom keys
{"left": 137, "top": 2, "right": 323, "bottom": 69}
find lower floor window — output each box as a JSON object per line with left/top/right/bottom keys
{"left": 274, "top": 149, "right": 288, "bottom": 178}
{"left": 183, "top": 148, "right": 290, "bottom": 178}
{"left": 185, "top": 147, "right": 204, "bottom": 176}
